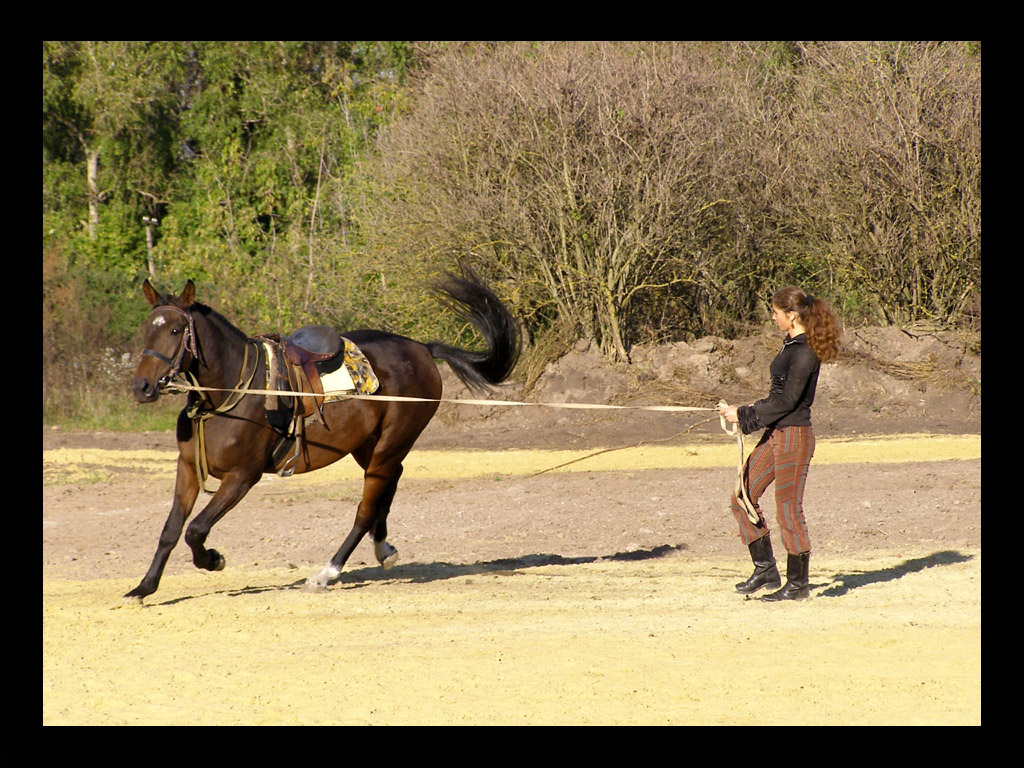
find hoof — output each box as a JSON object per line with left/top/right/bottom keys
{"left": 208, "top": 550, "right": 226, "bottom": 571}
{"left": 123, "top": 583, "right": 152, "bottom": 603}
{"left": 304, "top": 564, "right": 341, "bottom": 591}
{"left": 375, "top": 541, "right": 399, "bottom": 569}
{"left": 121, "top": 594, "right": 144, "bottom": 608}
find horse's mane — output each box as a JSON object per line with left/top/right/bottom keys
{"left": 153, "top": 298, "right": 250, "bottom": 344}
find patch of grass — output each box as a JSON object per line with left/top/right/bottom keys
{"left": 43, "top": 389, "right": 181, "bottom": 432}
{"left": 43, "top": 466, "right": 113, "bottom": 486}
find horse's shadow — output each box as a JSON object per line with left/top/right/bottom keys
{"left": 337, "top": 543, "right": 688, "bottom": 587}
{"left": 813, "top": 550, "right": 975, "bottom": 598}
{"left": 153, "top": 544, "right": 687, "bottom": 605}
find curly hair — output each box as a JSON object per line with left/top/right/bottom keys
{"left": 772, "top": 286, "right": 842, "bottom": 363}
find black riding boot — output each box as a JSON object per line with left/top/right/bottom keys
{"left": 735, "top": 535, "right": 782, "bottom": 594}
{"left": 762, "top": 552, "right": 810, "bottom": 601}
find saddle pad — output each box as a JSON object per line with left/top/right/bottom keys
{"left": 323, "top": 337, "right": 380, "bottom": 400}
{"left": 319, "top": 361, "right": 355, "bottom": 396}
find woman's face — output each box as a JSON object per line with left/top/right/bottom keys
{"left": 771, "top": 304, "right": 795, "bottom": 333}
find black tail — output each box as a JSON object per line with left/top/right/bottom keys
{"left": 427, "top": 265, "right": 522, "bottom": 394}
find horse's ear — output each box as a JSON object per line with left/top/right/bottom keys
{"left": 142, "top": 279, "right": 160, "bottom": 307}
{"left": 179, "top": 280, "right": 196, "bottom": 307}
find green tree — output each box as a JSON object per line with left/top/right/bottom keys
{"left": 43, "top": 41, "right": 417, "bottom": 341}
{"left": 43, "top": 41, "right": 417, "bottom": 428}
{"left": 44, "top": 41, "right": 187, "bottom": 345}
{"left": 152, "top": 41, "right": 415, "bottom": 331}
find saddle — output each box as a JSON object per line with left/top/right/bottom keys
{"left": 282, "top": 325, "right": 346, "bottom": 420}
{"left": 259, "top": 326, "right": 380, "bottom": 475}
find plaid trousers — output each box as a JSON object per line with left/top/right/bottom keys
{"left": 729, "top": 425, "right": 815, "bottom": 554}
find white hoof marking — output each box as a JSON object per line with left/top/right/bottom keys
{"left": 305, "top": 564, "right": 341, "bottom": 590}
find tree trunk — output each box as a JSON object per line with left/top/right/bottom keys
{"left": 144, "top": 220, "right": 156, "bottom": 278}
{"left": 86, "top": 147, "right": 100, "bottom": 239}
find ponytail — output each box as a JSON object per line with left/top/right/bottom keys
{"left": 771, "top": 286, "right": 842, "bottom": 363}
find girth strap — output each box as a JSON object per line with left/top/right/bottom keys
{"left": 258, "top": 336, "right": 304, "bottom": 476}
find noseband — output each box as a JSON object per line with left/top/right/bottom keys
{"left": 142, "top": 304, "right": 199, "bottom": 387}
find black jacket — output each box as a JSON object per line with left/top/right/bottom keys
{"left": 737, "top": 334, "right": 820, "bottom": 435}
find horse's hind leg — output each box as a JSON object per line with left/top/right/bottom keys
{"left": 305, "top": 456, "right": 404, "bottom": 589}
{"left": 371, "top": 463, "right": 403, "bottom": 569}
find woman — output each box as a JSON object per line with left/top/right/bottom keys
{"left": 717, "top": 287, "right": 842, "bottom": 601}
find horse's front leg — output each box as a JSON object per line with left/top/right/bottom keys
{"left": 183, "top": 468, "right": 261, "bottom": 573}
{"left": 124, "top": 455, "right": 200, "bottom": 603}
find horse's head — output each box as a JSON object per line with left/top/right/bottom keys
{"left": 130, "top": 279, "right": 198, "bottom": 403}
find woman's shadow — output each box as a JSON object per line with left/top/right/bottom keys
{"left": 814, "top": 550, "right": 975, "bottom": 598}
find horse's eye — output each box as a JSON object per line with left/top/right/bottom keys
{"left": 170, "top": 328, "right": 181, "bottom": 335}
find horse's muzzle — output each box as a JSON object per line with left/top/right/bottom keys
{"left": 130, "top": 377, "right": 160, "bottom": 403}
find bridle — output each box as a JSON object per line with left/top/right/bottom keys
{"left": 141, "top": 304, "right": 200, "bottom": 389}
{"left": 141, "top": 302, "right": 258, "bottom": 493}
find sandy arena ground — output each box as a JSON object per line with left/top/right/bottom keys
{"left": 43, "top": 421, "right": 981, "bottom": 725}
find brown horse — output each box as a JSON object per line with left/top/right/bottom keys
{"left": 125, "top": 267, "right": 520, "bottom": 602}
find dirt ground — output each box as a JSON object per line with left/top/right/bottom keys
{"left": 42, "top": 325, "right": 982, "bottom": 725}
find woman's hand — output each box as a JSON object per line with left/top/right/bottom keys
{"left": 717, "top": 403, "right": 740, "bottom": 424}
